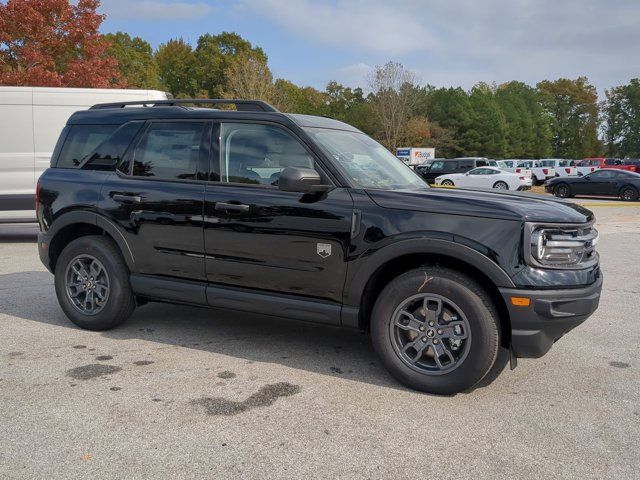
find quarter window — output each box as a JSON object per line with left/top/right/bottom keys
{"left": 220, "top": 123, "right": 315, "bottom": 185}
{"left": 132, "top": 122, "right": 207, "bottom": 180}
{"left": 57, "top": 125, "right": 118, "bottom": 168}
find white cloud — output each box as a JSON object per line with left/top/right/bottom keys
{"left": 102, "top": 0, "right": 213, "bottom": 21}
{"left": 337, "top": 62, "right": 373, "bottom": 88}
{"left": 244, "top": 0, "right": 640, "bottom": 92}
{"left": 243, "top": 0, "right": 441, "bottom": 55}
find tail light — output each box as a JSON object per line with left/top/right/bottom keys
{"left": 516, "top": 168, "right": 521, "bottom": 173}
{"left": 35, "top": 179, "right": 41, "bottom": 212}
{"left": 542, "top": 168, "right": 549, "bottom": 175}
{"left": 565, "top": 168, "right": 571, "bottom": 174}
{"left": 519, "top": 176, "right": 525, "bottom": 180}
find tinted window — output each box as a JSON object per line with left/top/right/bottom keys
{"left": 429, "top": 161, "right": 445, "bottom": 172}
{"left": 459, "top": 160, "right": 474, "bottom": 169}
{"left": 133, "top": 122, "right": 207, "bottom": 180}
{"left": 443, "top": 161, "right": 458, "bottom": 172}
{"left": 221, "top": 123, "right": 315, "bottom": 185}
{"left": 82, "top": 122, "right": 144, "bottom": 172}
{"left": 57, "top": 125, "right": 118, "bottom": 168}
{"left": 589, "top": 170, "right": 616, "bottom": 179}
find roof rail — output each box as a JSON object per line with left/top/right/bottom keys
{"left": 89, "top": 99, "right": 279, "bottom": 113}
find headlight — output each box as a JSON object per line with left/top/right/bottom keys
{"left": 526, "top": 222, "right": 598, "bottom": 268}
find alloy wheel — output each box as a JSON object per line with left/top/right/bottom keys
{"left": 65, "top": 255, "right": 110, "bottom": 316}
{"left": 389, "top": 293, "right": 471, "bottom": 375}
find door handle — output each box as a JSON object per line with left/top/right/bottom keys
{"left": 214, "top": 202, "right": 250, "bottom": 213}
{"left": 112, "top": 194, "right": 142, "bottom": 204}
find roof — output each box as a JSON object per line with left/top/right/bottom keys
{"left": 67, "top": 103, "right": 361, "bottom": 133}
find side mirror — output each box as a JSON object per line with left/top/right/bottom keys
{"left": 278, "top": 166, "right": 331, "bottom": 194}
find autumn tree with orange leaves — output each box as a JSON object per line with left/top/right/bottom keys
{"left": 0, "top": 0, "right": 122, "bottom": 87}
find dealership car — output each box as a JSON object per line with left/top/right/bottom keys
{"left": 435, "top": 166, "right": 532, "bottom": 190}
{"left": 546, "top": 168, "right": 640, "bottom": 201}
{"left": 417, "top": 158, "right": 497, "bottom": 183}
{"left": 36, "top": 99, "right": 602, "bottom": 395}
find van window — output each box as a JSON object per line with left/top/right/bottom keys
{"left": 133, "top": 122, "right": 207, "bottom": 180}
{"left": 459, "top": 160, "right": 474, "bottom": 169}
{"left": 56, "top": 125, "right": 118, "bottom": 168}
{"left": 443, "top": 161, "right": 458, "bottom": 172}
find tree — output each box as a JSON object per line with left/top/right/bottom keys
{"left": 194, "top": 32, "right": 267, "bottom": 98}
{"left": 537, "top": 77, "right": 600, "bottom": 158}
{"left": 0, "top": 0, "right": 122, "bottom": 87}
{"left": 274, "top": 79, "right": 328, "bottom": 115}
{"left": 155, "top": 38, "right": 199, "bottom": 97}
{"left": 222, "top": 53, "right": 275, "bottom": 102}
{"left": 105, "top": 32, "right": 160, "bottom": 89}
{"left": 465, "top": 83, "right": 507, "bottom": 158}
{"left": 422, "top": 87, "right": 474, "bottom": 157}
{"left": 603, "top": 79, "right": 640, "bottom": 158}
{"left": 368, "top": 61, "right": 418, "bottom": 151}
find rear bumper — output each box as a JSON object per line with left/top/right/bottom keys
{"left": 500, "top": 273, "right": 603, "bottom": 358}
{"left": 38, "top": 231, "right": 53, "bottom": 273}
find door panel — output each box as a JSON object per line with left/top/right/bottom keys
{"left": 203, "top": 185, "right": 353, "bottom": 302}
{"left": 98, "top": 121, "right": 210, "bottom": 280}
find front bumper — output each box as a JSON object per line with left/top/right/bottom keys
{"left": 500, "top": 273, "right": 603, "bottom": 358}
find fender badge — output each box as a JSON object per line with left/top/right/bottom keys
{"left": 317, "top": 243, "right": 332, "bottom": 258}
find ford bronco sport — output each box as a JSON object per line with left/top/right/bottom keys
{"left": 36, "top": 99, "right": 603, "bottom": 394}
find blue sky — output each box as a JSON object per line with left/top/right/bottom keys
{"left": 100, "top": 0, "right": 640, "bottom": 94}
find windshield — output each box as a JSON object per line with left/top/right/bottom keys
{"left": 305, "top": 128, "right": 427, "bottom": 189}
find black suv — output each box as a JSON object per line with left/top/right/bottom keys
{"left": 36, "top": 99, "right": 603, "bottom": 394}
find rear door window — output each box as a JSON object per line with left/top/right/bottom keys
{"left": 132, "top": 122, "right": 208, "bottom": 180}
{"left": 56, "top": 125, "right": 118, "bottom": 168}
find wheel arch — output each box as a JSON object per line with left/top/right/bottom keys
{"left": 46, "top": 211, "right": 135, "bottom": 273}
{"left": 346, "top": 239, "right": 514, "bottom": 348}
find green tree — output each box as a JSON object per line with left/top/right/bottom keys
{"left": 422, "top": 87, "right": 474, "bottom": 157}
{"left": 465, "top": 83, "right": 507, "bottom": 158}
{"left": 194, "top": 32, "right": 267, "bottom": 98}
{"left": 155, "top": 38, "right": 199, "bottom": 97}
{"left": 104, "top": 32, "right": 160, "bottom": 89}
{"left": 495, "top": 81, "right": 551, "bottom": 158}
{"left": 617, "top": 79, "right": 640, "bottom": 157}
{"left": 274, "top": 79, "right": 329, "bottom": 115}
{"left": 537, "top": 77, "right": 600, "bottom": 158}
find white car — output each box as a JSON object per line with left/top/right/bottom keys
{"left": 435, "top": 167, "right": 533, "bottom": 191}
{"left": 496, "top": 160, "right": 532, "bottom": 177}
{"left": 515, "top": 160, "right": 555, "bottom": 185}
{"left": 538, "top": 159, "right": 577, "bottom": 177}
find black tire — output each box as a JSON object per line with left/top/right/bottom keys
{"left": 493, "top": 181, "right": 509, "bottom": 190}
{"left": 441, "top": 180, "right": 454, "bottom": 186}
{"left": 54, "top": 235, "right": 136, "bottom": 331}
{"left": 370, "top": 267, "right": 500, "bottom": 395}
{"left": 554, "top": 183, "right": 571, "bottom": 198}
{"left": 620, "top": 186, "right": 638, "bottom": 201}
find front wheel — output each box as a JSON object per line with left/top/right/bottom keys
{"left": 441, "top": 180, "right": 454, "bottom": 187}
{"left": 370, "top": 267, "right": 500, "bottom": 394}
{"left": 493, "top": 181, "right": 509, "bottom": 190}
{"left": 54, "top": 235, "right": 136, "bottom": 331}
{"left": 620, "top": 186, "right": 638, "bottom": 201}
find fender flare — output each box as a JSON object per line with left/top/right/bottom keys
{"left": 46, "top": 210, "right": 136, "bottom": 271}
{"left": 344, "top": 237, "right": 515, "bottom": 307}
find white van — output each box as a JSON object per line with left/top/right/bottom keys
{"left": 0, "top": 87, "right": 168, "bottom": 222}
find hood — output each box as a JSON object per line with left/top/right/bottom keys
{"left": 366, "top": 187, "right": 593, "bottom": 223}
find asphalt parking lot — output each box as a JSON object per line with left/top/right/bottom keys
{"left": 1, "top": 203, "right": 638, "bottom": 480}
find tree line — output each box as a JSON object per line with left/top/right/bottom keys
{"left": 1, "top": 1, "right": 639, "bottom": 159}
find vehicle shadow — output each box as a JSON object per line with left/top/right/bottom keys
{"left": 0, "top": 270, "right": 506, "bottom": 394}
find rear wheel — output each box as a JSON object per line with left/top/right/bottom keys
{"left": 554, "top": 183, "right": 571, "bottom": 198}
{"left": 370, "top": 267, "right": 500, "bottom": 395}
{"left": 441, "top": 180, "right": 454, "bottom": 187}
{"left": 493, "top": 181, "right": 509, "bottom": 190}
{"left": 55, "top": 235, "right": 136, "bottom": 331}
{"left": 620, "top": 186, "right": 638, "bottom": 201}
